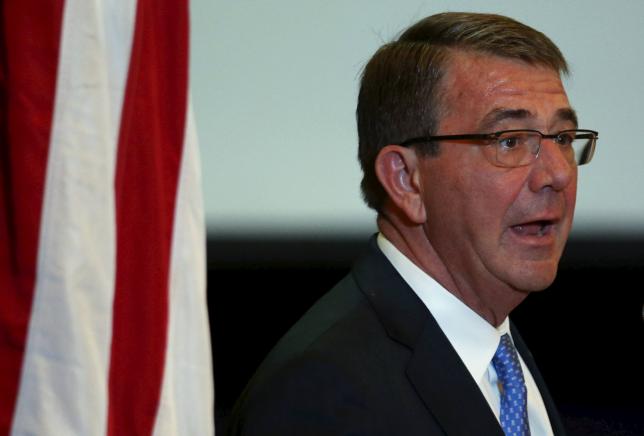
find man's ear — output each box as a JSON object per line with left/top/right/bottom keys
{"left": 375, "top": 145, "right": 427, "bottom": 224}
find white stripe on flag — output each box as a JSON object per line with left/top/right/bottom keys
{"left": 10, "top": 0, "right": 137, "bottom": 434}
{"left": 152, "top": 102, "right": 214, "bottom": 436}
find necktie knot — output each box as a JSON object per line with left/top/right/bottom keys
{"left": 492, "top": 334, "right": 531, "bottom": 436}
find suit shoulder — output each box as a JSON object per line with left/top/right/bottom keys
{"left": 227, "top": 274, "right": 407, "bottom": 435}
{"left": 257, "top": 273, "right": 386, "bottom": 374}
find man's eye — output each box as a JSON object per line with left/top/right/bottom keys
{"left": 555, "top": 133, "right": 575, "bottom": 146}
{"left": 498, "top": 136, "right": 522, "bottom": 150}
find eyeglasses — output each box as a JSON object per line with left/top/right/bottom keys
{"left": 400, "top": 129, "right": 598, "bottom": 168}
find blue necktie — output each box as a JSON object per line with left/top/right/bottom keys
{"left": 492, "top": 334, "right": 531, "bottom": 436}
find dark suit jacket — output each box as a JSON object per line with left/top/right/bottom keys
{"left": 228, "top": 239, "right": 567, "bottom": 435}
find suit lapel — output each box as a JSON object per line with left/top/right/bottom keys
{"left": 352, "top": 238, "right": 503, "bottom": 436}
{"left": 512, "top": 324, "right": 568, "bottom": 436}
{"left": 406, "top": 319, "right": 505, "bottom": 436}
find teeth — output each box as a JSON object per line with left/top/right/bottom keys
{"left": 512, "top": 222, "right": 549, "bottom": 237}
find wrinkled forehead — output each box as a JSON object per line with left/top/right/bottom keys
{"left": 441, "top": 50, "right": 566, "bottom": 97}
{"left": 436, "top": 50, "right": 571, "bottom": 130}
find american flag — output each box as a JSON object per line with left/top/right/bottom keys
{"left": 0, "top": 0, "right": 214, "bottom": 434}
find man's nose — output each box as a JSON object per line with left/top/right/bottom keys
{"left": 528, "top": 139, "right": 576, "bottom": 192}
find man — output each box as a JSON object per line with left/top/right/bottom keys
{"left": 228, "top": 12, "right": 597, "bottom": 436}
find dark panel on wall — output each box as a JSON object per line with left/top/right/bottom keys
{"left": 208, "top": 235, "right": 644, "bottom": 435}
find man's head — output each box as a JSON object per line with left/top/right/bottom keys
{"left": 358, "top": 13, "right": 596, "bottom": 310}
{"left": 357, "top": 12, "right": 569, "bottom": 211}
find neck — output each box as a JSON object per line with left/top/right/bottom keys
{"left": 377, "top": 212, "right": 527, "bottom": 327}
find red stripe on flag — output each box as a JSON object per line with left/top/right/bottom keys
{"left": 0, "top": 1, "right": 65, "bottom": 434}
{"left": 107, "top": 0, "right": 189, "bottom": 434}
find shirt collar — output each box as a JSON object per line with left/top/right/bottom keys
{"left": 377, "top": 233, "right": 510, "bottom": 385}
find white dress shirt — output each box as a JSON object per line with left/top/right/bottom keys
{"left": 377, "top": 234, "right": 554, "bottom": 436}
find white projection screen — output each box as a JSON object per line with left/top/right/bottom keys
{"left": 191, "top": 0, "right": 644, "bottom": 238}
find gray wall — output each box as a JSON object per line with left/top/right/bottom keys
{"left": 191, "top": 0, "right": 644, "bottom": 237}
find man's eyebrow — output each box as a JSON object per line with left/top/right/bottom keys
{"left": 555, "top": 108, "right": 578, "bottom": 127}
{"left": 479, "top": 108, "right": 532, "bottom": 131}
{"left": 478, "top": 107, "right": 579, "bottom": 131}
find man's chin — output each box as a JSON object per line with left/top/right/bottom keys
{"left": 507, "top": 259, "right": 560, "bottom": 293}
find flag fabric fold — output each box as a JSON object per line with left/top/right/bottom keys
{"left": 0, "top": 0, "right": 214, "bottom": 434}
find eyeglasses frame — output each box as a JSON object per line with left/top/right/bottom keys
{"left": 399, "top": 128, "right": 599, "bottom": 167}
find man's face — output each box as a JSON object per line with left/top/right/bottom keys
{"left": 419, "top": 51, "right": 577, "bottom": 294}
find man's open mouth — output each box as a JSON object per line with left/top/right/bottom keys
{"left": 511, "top": 220, "right": 555, "bottom": 237}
